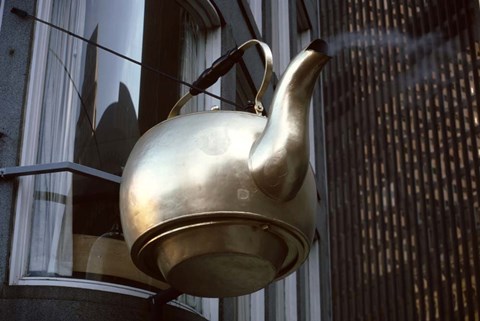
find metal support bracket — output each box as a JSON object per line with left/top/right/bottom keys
{"left": 0, "top": 161, "right": 121, "bottom": 184}
{"left": 148, "top": 288, "right": 183, "bottom": 320}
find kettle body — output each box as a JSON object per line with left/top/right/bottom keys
{"left": 120, "top": 39, "right": 329, "bottom": 297}
{"left": 120, "top": 111, "right": 316, "bottom": 297}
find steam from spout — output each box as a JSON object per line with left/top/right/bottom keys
{"left": 325, "top": 28, "right": 457, "bottom": 92}
{"left": 326, "top": 29, "right": 449, "bottom": 56}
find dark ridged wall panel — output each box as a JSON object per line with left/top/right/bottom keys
{"left": 319, "top": 0, "right": 480, "bottom": 320}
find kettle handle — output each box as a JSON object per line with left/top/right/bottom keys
{"left": 167, "top": 39, "right": 273, "bottom": 119}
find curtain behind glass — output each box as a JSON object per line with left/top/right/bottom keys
{"left": 28, "top": 0, "right": 86, "bottom": 276}
{"left": 179, "top": 8, "right": 205, "bottom": 114}
{"left": 26, "top": 0, "right": 208, "bottom": 297}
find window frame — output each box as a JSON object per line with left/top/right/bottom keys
{"left": 9, "top": 0, "right": 221, "bottom": 301}
{"left": 245, "top": 0, "right": 263, "bottom": 35}
{"left": 0, "top": 0, "right": 5, "bottom": 32}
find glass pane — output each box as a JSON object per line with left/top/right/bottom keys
{"left": 26, "top": 0, "right": 205, "bottom": 293}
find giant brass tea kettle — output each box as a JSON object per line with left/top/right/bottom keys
{"left": 120, "top": 39, "right": 330, "bottom": 297}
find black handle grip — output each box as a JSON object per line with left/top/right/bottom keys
{"left": 190, "top": 47, "right": 245, "bottom": 96}
{"left": 11, "top": 7, "right": 29, "bottom": 18}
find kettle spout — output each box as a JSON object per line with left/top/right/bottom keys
{"left": 249, "top": 39, "right": 330, "bottom": 201}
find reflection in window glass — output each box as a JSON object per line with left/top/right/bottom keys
{"left": 26, "top": 0, "right": 206, "bottom": 292}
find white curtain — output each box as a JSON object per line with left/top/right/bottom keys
{"left": 179, "top": 8, "right": 206, "bottom": 114}
{"left": 28, "top": 1, "right": 86, "bottom": 276}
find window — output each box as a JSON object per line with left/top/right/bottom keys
{"left": 0, "top": 0, "right": 4, "bottom": 32}
{"left": 11, "top": 0, "right": 220, "bottom": 301}
{"left": 246, "top": 0, "right": 263, "bottom": 34}
{"left": 270, "top": 0, "right": 290, "bottom": 75}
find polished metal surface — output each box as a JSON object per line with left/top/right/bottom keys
{"left": 249, "top": 42, "right": 330, "bottom": 201}
{"left": 120, "top": 39, "right": 329, "bottom": 297}
{"left": 154, "top": 221, "right": 288, "bottom": 297}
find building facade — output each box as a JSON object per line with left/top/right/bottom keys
{"left": 0, "top": 0, "right": 330, "bottom": 320}
{"left": 321, "top": 0, "right": 480, "bottom": 320}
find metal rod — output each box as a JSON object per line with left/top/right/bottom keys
{"left": 361, "top": 11, "right": 387, "bottom": 321}
{"left": 342, "top": 3, "right": 362, "bottom": 319}
{"left": 374, "top": 3, "right": 398, "bottom": 319}
{"left": 378, "top": 2, "right": 408, "bottom": 319}
{"left": 448, "top": 1, "right": 478, "bottom": 318}
{"left": 458, "top": 0, "right": 480, "bottom": 316}
{"left": 388, "top": 2, "right": 418, "bottom": 315}
{"left": 418, "top": 1, "right": 450, "bottom": 318}
{"left": 0, "top": 162, "right": 121, "bottom": 184}
{"left": 321, "top": 1, "right": 340, "bottom": 319}
{"left": 148, "top": 288, "right": 182, "bottom": 320}
{"left": 433, "top": 0, "right": 464, "bottom": 317}
{"left": 348, "top": 1, "right": 370, "bottom": 319}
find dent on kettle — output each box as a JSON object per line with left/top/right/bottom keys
{"left": 119, "top": 39, "right": 330, "bottom": 297}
